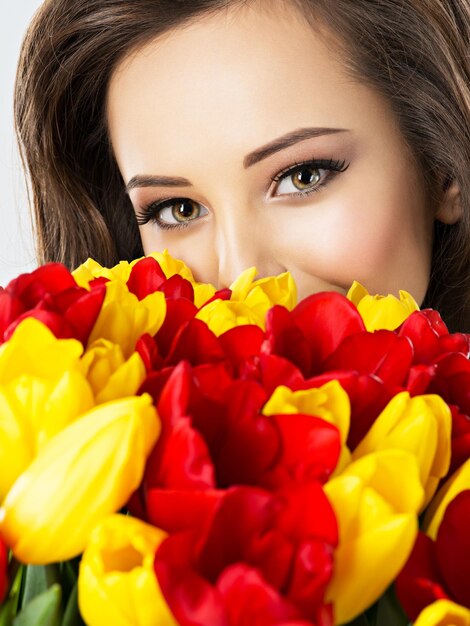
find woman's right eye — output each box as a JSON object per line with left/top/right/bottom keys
{"left": 136, "top": 198, "right": 208, "bottom": 229}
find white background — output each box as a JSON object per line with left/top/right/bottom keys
{"left": 0, "top": 1, "right": 44, "bottom": 286}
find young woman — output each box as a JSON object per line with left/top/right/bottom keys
{"left": 14, "top": 0, "right": 470, "bottom": 332}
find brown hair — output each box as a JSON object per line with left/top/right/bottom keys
{"left": 14, "top": 0, "right": 470, "bottom": 332}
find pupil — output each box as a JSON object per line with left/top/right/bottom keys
{"left": 295, "top": 167, "right": 319, "bottom": 188}
{"left": 177, "top": 201, "right": 196, "bottom": 219}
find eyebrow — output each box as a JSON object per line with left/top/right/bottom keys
{"left": 124, "top": 126, "right": 349, "bottom": 193}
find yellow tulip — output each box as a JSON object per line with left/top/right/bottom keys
{"left": 0, "top": 319, "right": 94, "bottom": 500}
{"left": 73, "top": 251, "right": 217, "bottom": 307}
{"left": 0, "top": 317, "right": 83, "bottom": 382}
{"left": 0, "top": 371, "right": 94, "bottom": 500}
{"left": 73, "top": 252, "right": 192, "bottom": 287}
{"left": 0, "top": 394, "right": 160, "bottom": 563}
{"left": 226, "top": 266, "right": 262, "bottom": 300}
{"left": 72, "top": 258, "right": 134, "bottom": 287}
{"left": 196, "top": 299, "right": 265, "bottom": 335}
{"left": 414, "top": 600, "right": 470, "bottom": 626}
{"left": 352, "top": 392, "right": 451, "bottom": 507}
{"left": 79, "top": 514, "right": 177, "bottom": 626}
{"left": 146, "top": 249, "right": 196, "bottom": 279}
{"left": 262, "top": 382, "right": 351, "bottom": 472}
{"left": 229, "top": 267, "right": 297, "bottom": 312}
{"left": 245, "top": 274, "right": 296, "bottom": 312}
{"left": 423, "top": 457, "right": 470, "bottom": 540}
{"left": 87, "top": 281, "right": 166, "bottom": 358}
{"left": 197, "top": 269, "right": 297, "bottom": 334}
{"left": 0, "top": 387, "right": 33, "bottom": 501}
{"left": 81, "top": 339, "right": 146, "bottom": 403}
{"left": 325, "top": 450, "right": 423, "bottom": 624}
{"left": 347, "top": 281, "right": 419, "bottom": 331}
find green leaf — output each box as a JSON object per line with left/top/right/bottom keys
{"left": 0, "top": 596, "right": 17, "bottom": 626}
{"left": 13, "top": 585, "right": 62, "bottom": 626}
{"left": 62, "top": 584, "right": 85, "bottom": 626}
{"left": 58, "top": 563, "right": 76, "bottom": 606}
{"left": 20, "top": 565, "right": 61, "bottom": 609}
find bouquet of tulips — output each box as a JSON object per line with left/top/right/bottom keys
{"left": 0, "top": 251, "right": 469, "bottom": 626}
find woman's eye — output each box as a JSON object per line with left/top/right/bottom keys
{"left": 274, "top": 165, "right": 323, "bottom": 195}
{"left": 158, "top": 199, "right": 207, "bottom": 224}
{"left": 136, "top": 198, "right": 208, "bottom": 228}
{"left": 272, "top": 159, "right": 349, "bottom": 197}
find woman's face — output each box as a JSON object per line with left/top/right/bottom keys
{"left": 106, "top": 1, "right": 435, "bottom": 303}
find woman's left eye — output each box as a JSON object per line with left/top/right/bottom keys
{"left": 272, "top": 158, "right": 349, "bottom": 197}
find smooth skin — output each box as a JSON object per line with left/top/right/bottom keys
{"left": 107, "top": 0, "right": 460, "bottom": 303}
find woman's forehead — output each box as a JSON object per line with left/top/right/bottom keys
{"left": 106, "top": 0, "right": 397, "bottom": 178}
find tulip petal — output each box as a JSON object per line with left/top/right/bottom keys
{"left": 423, "top": 458, "right": 470, "bottom": 540}
{"left": 326, "top": 476, "right": 418, "bottom": 624}
{"left": 435, "top": 490, "right": 470, "bottom": 609}
{"left": 78, "top": 514, "right": 177, "bottom": 626}
{"left": 0, "top": 395, "right": 159, "bottom": 563}
{"left": 325, "top": 451, "right": 423, "bottom": 623}
{"left": 414, "top": 600, "right": 470, "bottom": 626}
{"left": 352, "top": 392, "right": 451, "bottom": 506}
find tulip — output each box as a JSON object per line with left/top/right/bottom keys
{"left": 423, "top": 458, "right": 470, "bottom": 540}
{"left": 262, "top": 381, "right": 351, "bottom": 472}
{"left": 414, "top": 600, "right": 470, "bottom": 626}
{"left": 0, "top": 388, "right": 31, "bottom": 501}
{"left": 196, "top": 299, "right": 265, "bottom": 335}
{"left": 153, "top": 485, "right": 337, "bottom": 626}
{"left": 81, "top": 339, "right": 146, "bottom": 403}
{"left": 87, "top": 280, "right": 166, "bottom": 358}
{"left": 352, "top": 392, "right": 451, "bottom": 506}
{"left": 347, "top": 280, "right": 419, "bottom": 331}
{"left": 291, "top": 292, "right": 365, "bottom": 372}
{"left": 0, "top": 289, "right": 25, "bottom": 340}
{"left": 0, "top": 536, "right": 8, "bottom": 603}
{"left": 229, "top": 266, "right": 297, "bottom": 311}
{"left": 144, "top": 251, "right": 217, "bottom": 307}
{"left": 396, "top": 490, "right": 470, "bottom": 620}
{"left": 0, "top": 370, "right": 94, "bottom": 500}
{"left": 0, "top": 319, "right": 94, "bottom": 499}
{"left": 196, "top": 268, "right": 297, "bottom": 335}
{"left": 78, "top": 514, "right": 177, "bottom": 626}
{"left": 398, "top": 309, "right": 469, "bottom": 365}
{"left": 0, "top": 394, "right": 159, "bottom": 563}
{"left": 73, "top": 251, "right": 218, "bottom": 307}
{"left": 1, "top": 263, "right": 106, "bottom": 346}
{"left": 72, "top": 257, "right": 134, "bottom": 287}
{"left": 0, "top": 317, "right": 83, "bottom": 383}
{"left": 324, "top": 449, "right": 423, "bottom": 624}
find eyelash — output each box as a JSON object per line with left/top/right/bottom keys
{"left": 135, "top": 157, "right": 350, "bottom": 229}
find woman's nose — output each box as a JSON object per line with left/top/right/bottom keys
{"left": 214, "top": 212, "right": 284, "bottom": 289}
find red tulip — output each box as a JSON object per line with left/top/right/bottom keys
{"left": 399, "top": 310, "right": 469, "bottom": 365}
{"left": 323, "top": 330, "right": 413, "bottom": 389}
{"left": 396, "top": 489, "right": 470, "bottom": 620}
{"left": 291, "top": 292, "right": 365, "bottom": 375}
{"left": 5, "top": 263, "right": 76, "bottom": 306}
{"left": 143, "top": 362, "right": 341, "bottom": 534}
{"left": 449, "top": 406, "right": 470, "bottom": 475}
{"left": 154, "top": 485, "right": 337, "bottom": 626}
{"left": 126, "top": 257, "right": 167, "bottom": 299}
{"left": 0, "top": 537, "right": 8, "bottom": 603}
{"left": 0, "top": 290, "right": 25, "bottom": 338}
{"left": 1, "top": 264, "right": 106, "bottom": 345}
